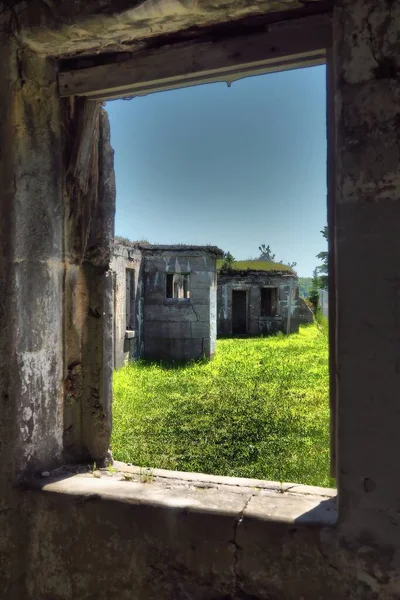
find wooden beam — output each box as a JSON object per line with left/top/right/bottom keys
{"left": 58, "top": 14, "right": 331, "bottom": 101}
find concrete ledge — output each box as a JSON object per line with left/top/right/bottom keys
{"left": 112, "top": 461, "right": 336, "bottom": 498}
{"left": 124, "top": 330, "right": 136, "bottom": 339}
{"left": 31, "top": 467, "right": 337, "bottom": 527}
{"left": 164, "top": 298, "right": 191, "bottom": 304}
{"left": 258, "top": 316, "right": 283, "bottom": 321}
{"left": 25, "top": 469, "right": 340, "bottom": 599}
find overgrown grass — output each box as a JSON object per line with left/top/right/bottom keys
{"left": 112, "top": 324, "right": 333, "bottom": 487}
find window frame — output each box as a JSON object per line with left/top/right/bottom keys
{"left": 59, "top": 12, "right": 336, "bottom": 480}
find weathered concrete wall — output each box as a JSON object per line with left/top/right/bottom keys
{"left": 0, "top": 37, "right": 65, "bottom": 598}
{"left": 0, "top": 34, "right": 115, "bottom": 590}
{"left": 0, "top": 39, "right": 65, "bottom": 481}
{"left": 217, "top": 272, "right": 304, "bottom": 336}
{"left": 0, "top": 30, "right": 115, "bottom": 472}
{"left": 63, "top": 103, "right": 115, "bottom": 465}
{"left": 142, "top": 249, "right": 219, "bottom": 361}
{"left": 110, "top": 242, "right": 143, "bottom": 368}
{"left": 15, "top": 0, "right": 329, "bottom": 57}
{"left": 15, "top": 464, "right": 394, "bottom": 600}
{"left": 2, "top": 0, "right": 400, "bottom": 598}
{"left": 23, "top": 471, "right": 341, "bottom": 600}
{"left": 334, "top": 0, "right": 400, "bottom": 571}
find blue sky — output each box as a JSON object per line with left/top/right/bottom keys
{"left": 107, "top": 65, "right": 327, "bottom": 277}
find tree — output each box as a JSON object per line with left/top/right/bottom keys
{"left": 258, "top": 244, "right": 275, "bottom": 261}
{"left": 316, "top": 225, "right": 328, "bottom": 290}
{"left": 308, "top": 268, "right": 320, "bottom": 311}
{"left": 221, "top": 251, "right": 235, "bottom": 269}
{"left": 258, "top": 244, "right": 296, "bottom": 269}
{"left": 307, "top": 226, "right": 329, "bottom": 310}
{"left": 298, "top": 277, "right": 312, "bottom": 299}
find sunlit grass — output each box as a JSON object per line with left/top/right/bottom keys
{"left": 112, "top": 324, "right": 333, "bottom": 487}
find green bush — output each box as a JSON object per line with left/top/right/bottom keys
{"left": 112, "top": 324, "right": 333, "bottom": 487}
{"left": 314, "top": 309, "right": 329, "bottom": 336}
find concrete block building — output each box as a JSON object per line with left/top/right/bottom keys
{"left": 217, "top": 261, "right": 313, "bottom": 337}
{"left": 111, "top": 240, "right": 223, "bottom": 365}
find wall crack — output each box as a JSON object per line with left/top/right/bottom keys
{"left": 190, "top": 303, "right": 200, "bottom": 321}
{"left": 231, "top": 493, "right": 255, "bottom": 597}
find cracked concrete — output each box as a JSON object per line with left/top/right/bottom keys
{"left": 24, "top": 468, "right": 338, "bottom": 598}
{"left": 190, "top": 303, "right": 200, "bottom": 322}
{"left": 231, "top": 493, "right": 256, "bottom": 597}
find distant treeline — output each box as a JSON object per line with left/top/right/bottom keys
{"left": 298, "top": 277, "right": 312, "bottom": 299}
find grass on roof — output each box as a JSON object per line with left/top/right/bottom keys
{"left": 217, "top": 259, "right": 295, "bottom": 273}
{"left": 115, "top": 236, "right": 150, "bottom": 246}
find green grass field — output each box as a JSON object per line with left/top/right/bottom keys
{"left": 112, "top": 323, "right": 333, "bottom": 487}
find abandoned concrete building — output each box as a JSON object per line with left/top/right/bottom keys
{"left": 111, "top": 240, "right": 223, "bottom": 366}
{"left": 2, "top": 1, "right": 400, "bottom": 599}
{"left": 112, "top": 248, "right": 311, "bottom": 366}
{"left": 217, "top": 261, "right": 313, "bottom": 336}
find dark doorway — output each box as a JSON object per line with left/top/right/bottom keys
{"left": 232, "top": 290, "right": 247, "bottom": 334}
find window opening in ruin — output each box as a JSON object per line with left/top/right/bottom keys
{"left": 108, "top": 63, "right": 332, "bottom": 488}
{"left": 126, "top": 269, "right": 135, "bottom": 330}
{"left": 166, "top": 273, "right": 190, "bottom": 299}
{"left": 260, "top": 287, "right": 278, "bottom": 317}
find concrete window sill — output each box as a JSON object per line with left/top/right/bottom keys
{"left": 31, "top": 463, "right": 337, "bottom": 527}
{"left": 125, "top": 330, "right": 136, "bottom": 339}
{"left": 259, "top": 316, "right": 282, "bottom": 320}
{"left": 164, "top": 298, "right": 191, "bottom": 304}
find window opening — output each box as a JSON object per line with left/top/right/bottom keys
{"left": 109, "top": 63, "right": 332, "bottom": 489}
{"left": 166, "top": 273, "right": 190, "bottom": 299}
{"left": 126, "top": 269, "right": 135, "bottom": 330}
{"left": 260, "top": 287, "right": 278, "bottom": 317}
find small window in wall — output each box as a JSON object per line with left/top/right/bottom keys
{"left": 260, "top": 287, "right": 278, "bottom": 317}
{"left": 166, "top": 273, "right": 190, "bottom": 299}
{"left": 126, "top": 269, "right": 135, "bottom": 329}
